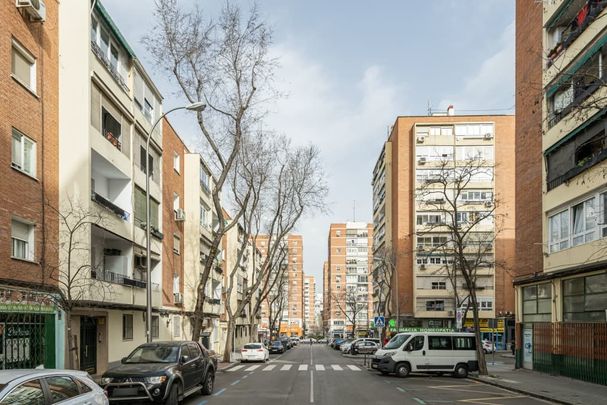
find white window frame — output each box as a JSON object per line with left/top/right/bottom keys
{"left": 11, "top": 218, "right": 35, "bottom": 261}
{"left": 11, "top": 129, "right": 36, "bottom": 177}
{"left": 11, "top": 40, "right": 36, "bottom": 93}
{"left": 549, "top": 209, "right": 570, "bottom": 253}
{"left": 571, "top": 198, "right": 597, "bottom": 247}
{"left": 173, "top": 234, "right": 181, "bottom": 255}
{"left": 173, "top": 152, "right": 180, "bottom": 173}
{"left": 173, "top": 192, "right": 180, "bottom": 213}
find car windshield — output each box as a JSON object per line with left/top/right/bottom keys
{"left": 244, "top": 344, "right": 261, "bottom": 349}
{"left": 384, "top": 334, "right": 411, "bottom": 350}
{"left": 125, "top": 345, "right": 180, "bottom": 363}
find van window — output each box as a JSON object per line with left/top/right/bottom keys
{"left": 429, "top": 335, "right": 453, "bottom": 350}
{"left": 384, "top": 334, "right": 410, "bottom": 349}
{"left": 453, "top": 336, "right": 475, "bottom": 350}
{"left": 409, "top": 336, "right": 425, "bottom": 351}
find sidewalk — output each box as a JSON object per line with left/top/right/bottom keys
{"left": 472, "top": 362, "right": 607, "bottom": 405}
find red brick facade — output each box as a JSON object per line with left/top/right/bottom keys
{"left": 0, "top": 1, "right": 58, "bottom": 287}
{"left": 514, "top": 0, "right": 543, "bottom": 279}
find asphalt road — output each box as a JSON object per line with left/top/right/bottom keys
{"left": 184, "top": 344, "right": 555, "bottom": 405}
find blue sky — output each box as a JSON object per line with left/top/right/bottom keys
{"left": 103, "top": 0, "right": 515, "bottom": 293}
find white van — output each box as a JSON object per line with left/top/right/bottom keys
{"left": 373, "top": 332, "right": 478, "bottom": 378}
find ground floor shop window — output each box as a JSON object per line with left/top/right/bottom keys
{"left": 522, "top": 283, "right": 551, "bottom": 322}
{"left": 563, "top": 273, "right": 607, "bottom": 321}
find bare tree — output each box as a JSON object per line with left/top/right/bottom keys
{"left": 267, "top": 264, "right": 289, "bottom": 340}
{"left": 44, "top": 199, "right": 113, "bottom": 369}
{"left": 331, "top": 289, "right": 367, "bottom": 338}
{"left": 144, "top": 0, "right": 277, "bottom": 342}
{"left": 372, "top": 245, "right": 396, "bottom": 341}
{"left": 416, "top": 158, "right": 505, "bottom": 375}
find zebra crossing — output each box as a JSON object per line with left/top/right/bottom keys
{"left": 226, "top": 363, "right": 363, "bottom": 373}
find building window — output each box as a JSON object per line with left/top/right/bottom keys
{"left": 200, "top": 166, "right": 211, "bottom": 193}
{"left": 11, "top": 40, "right": 36, "bottom": 92}
{"left": 102, "top": 107, "right": 122, "bottom": 150}
{"left": 522, "top": 283, "right": 552, "bottom": 322}
{"left": 173, "top": 235, "right": 181, "bottom": 255}
{"left": 200, "top": 202, "right": 211, "bottom": 228}
{"left": 571, "top": 198, "right": 597, "bottom": 246}
{"left": 152, "top": 315, "right": 160, "bottom": 339}
{"left": 549, "top": 210, "right": 570, "bottom": 253}
{"left": 173, "top": 274, "right": 180, "bottom": 294}
{"left": 122, "top": 314, "right": 133, "bottom": 340}
{"left": 11, "top": 129, "right": 36, "bottom": 177}
{"left": 11, "top": 219, "right": 34, "bottom": 261}
{"left": 173, "top": 315, "right": 181, "bottom": 338}
{"left": 173, "top": 193, "right": 180, "bottom": 212}
{"left": 426, "top": 300, "right": 444, "bottom": 311}
{"left": 134, "top": 187, "right": 159, "bottom": 229}
{"left": 431, "top": 282, "right": 446, "bottom": 290}
{"left": 173, "top": 153, "right": 180, "bottom": 173}
{"left": 140, "top": 146, "right": 154, "bottom": 176}
{"left": 563, "top": 273, "right": 607, "bottom": 321}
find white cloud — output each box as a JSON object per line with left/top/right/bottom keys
{"left": 267, "top": 44, "right": 406, "bottom": 289}
{"left": 439, "top": 21, "right": 515, "bottom": 112}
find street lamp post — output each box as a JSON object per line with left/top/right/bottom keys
{"left": 145, "top": 102, "right": 206, "bottom": 343}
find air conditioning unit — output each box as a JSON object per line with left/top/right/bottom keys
{"left": 419, "top": 264, "right": 426, "bottom": 271}
{"left": 417, "top": 245, "right": 425, "bottom": 251}
{"left": 484, "top": 201, "right": 493, "bottom": 207}
{"left": 418, "top": 157, "right": 427, "bottom": 165}
{"left": 16, "top": 0, "right": 46, "bottom": 22}
{"left": 174, "top": 208, "right": 186, "bottom": 221}
{"left": 483, "top": 133, "right": 493, "bottom": 140}
{"left": 174, "top": 293, "right": 183, "bottom": 304}
{"left": 416, "top": 136, "right": 425, "bottom": 143}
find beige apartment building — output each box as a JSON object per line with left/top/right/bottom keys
{"left": 325, "top": 223, "right": 373, "bottom": 338}
{"left": 303, "top": 275, "right": 316, "bottom": 335}
{"left": 59, "top": 0, "right": 170, "bottom": 374}
{"left": 372, "top": 112, "right": 515, "bottom": 348}
{"left": 513, "top": 0, "right": 607, "bottom": 383}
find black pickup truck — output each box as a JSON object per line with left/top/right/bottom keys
{"left": 101, "top": 341, "right": 216, "bottom": 404}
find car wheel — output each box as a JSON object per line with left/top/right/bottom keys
{"left": 164, "top": 384, "right": 179, "bottom": 405}
{"left": 454, "top": 364, "right": 468, "bottom": 378}
{"left": 396, "top": 363, "right": 411, "bottom": 378}
{"left": 201, "top": 370, "right": 215, "bottom": 395}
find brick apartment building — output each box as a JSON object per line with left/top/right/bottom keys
{"left": 1, "top": 0, "right": 61, "bottom": 369}
{"left": 303, "top": 275, "right": 316, "bottom": 335}
{"left": 372, "top": 112, "right": 515, "bottom": 348}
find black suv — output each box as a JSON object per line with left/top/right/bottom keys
{"left": 101, "top": 341, "right": 216, "bottom": 404}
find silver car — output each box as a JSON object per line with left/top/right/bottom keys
{"left": 0, "top": 369, "right": 108, "bottom": 405}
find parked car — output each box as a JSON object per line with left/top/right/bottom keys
{"left": 241, "top": 343, "right": 269, "bottom": 362}
{"left": 0, "top": 369, "right": 108, "bottom": 405}
{"left": 290, "top": 337, "right": 300, "bottom": 346}
{"left": 333, "top": 339, "right": 350, "bottom": 350}
{"left": 482, "top": 339, "right": 496, "bottom": 354}
{"left": 280, "top": 337, "right": 292, "bottom": 350}
{"left": 101, "top": 341, "right": 216, "bottom": 404}
{"left": 374, "top": 332, "right": 478, "bottom": 378}
{"left": 351, "top": 340, "right": 379, "bottom": 355}
{"left": 345, "top": 338, "right": 380, "bottom": 354}
{"left": 269, "top": 341, "right": 285, "bottom": 354}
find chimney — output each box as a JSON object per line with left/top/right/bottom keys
{"left": 447, "top": 105, "right": 455, "bottom": 116}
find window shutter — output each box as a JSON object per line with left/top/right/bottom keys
{"left": 11, "top": 132, "right": 22, "bottom": 169}
{"left": 11, "top": 220, "right": 30, "bottom": 241}
{"left": 12, "top": 47, "right": 32, "bottom": 88}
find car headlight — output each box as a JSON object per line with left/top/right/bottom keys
{"left": 100, "top": 377, "right": 112, "bottom": 385}
{"left": 383, "top": 351, "right": 396, "bottom": 358}
{"left": 145, "top": 376, "right": 167, "bottom": 384}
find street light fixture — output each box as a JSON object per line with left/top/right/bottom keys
{"left": 145, "top": 101, "right": 206, "bottom": 343}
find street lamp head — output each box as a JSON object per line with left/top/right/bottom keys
{"left": 185, "top": 101, "right": 207, "bottom": 112}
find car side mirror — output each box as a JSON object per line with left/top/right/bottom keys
{"left": 180, "top": 355, "right": 190, "bottom": 364}
{"left": 121, "top": 357, "right": 127, "bottom": 364}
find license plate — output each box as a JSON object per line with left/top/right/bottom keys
{"left": 113, "top": 387, "right": 139, "bottom": 397}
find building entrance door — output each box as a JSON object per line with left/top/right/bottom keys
{"left": 80, "top": 317, "right": 97, "bottom": 374}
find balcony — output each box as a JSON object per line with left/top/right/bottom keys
{"left": 545, "top": 0, "right": 607, "bottom": 67}
{"left": 91, "top": 269, "right": 147, "bottom": 289}
{"left": 91, "top": 41, "right": 129, "bottom": 93}
{"left": 91, "top": 150, "right": 131, "bottom": 222}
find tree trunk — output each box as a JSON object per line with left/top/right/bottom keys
{"left": 223, "top": 319, "right": 236, "bottom": 362}
{"left": 471, "top": 295, "right": 488, "bottom": 375}
{"left": 65, "top": 310, "right": 75, "bottom": 369}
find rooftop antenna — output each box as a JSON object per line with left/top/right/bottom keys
{"left": 427, "top": 99, "right": 432, "bottom": 116}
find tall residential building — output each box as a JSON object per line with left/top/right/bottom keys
{"left": 59, "top": 0, "right": 165, "bottom": 374}
{"left": 303, "top": 275, "right": 316, "bottom": 335}
{"left": 372, "top": 113, "right": 515, "bottom": 347}
{"left": 325, "top": 223, "right": 373, "bottom": 338}
{"left": 183, "top": 151, "right": 223, "bottom": 351}
{"left": 322, "top": 261, "right": 329, "bottom": 334}
{"left": 514, "top": 1, "right": 607, "bottom": 382}
{"left": 1, "top": 0, "right": 61, "bottom": 369}
{"left": 314, "top": 292, "right": 324, "bottom": 335}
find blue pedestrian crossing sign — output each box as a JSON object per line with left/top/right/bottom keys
{"left": 374, "top": 316, "right": 385, "bottom": 328}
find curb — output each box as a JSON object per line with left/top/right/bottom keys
{"left": 470, "top": 375, "right": 572, "bottom": 405}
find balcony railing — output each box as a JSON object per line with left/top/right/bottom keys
{"left": 547, "top": 147, "right": 607, "bottom": 190}
{"left": 91, "top": 192, "right": 129, "bottom": 221}
{"left": 91, "top": 41, "right": 129, "bottom": 93}
{"left": 206, "top": 298, "right": 221, "bottom": 305}
{"left": 91, "top": 269, "right": 146, "bottom": 288}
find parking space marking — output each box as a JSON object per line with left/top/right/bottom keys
{"left": 459, "top": 394, "right": 528, "bottom": 405}
{"left": 347, "top": 365, "right": 360, "bottom": 371}
{"left": 412, "top": 398, "right": 426, "bottom": 404}
{"left": 245, "top": 365, "right": 261, "bottom": 371}
{"left": 227, "top": 365, "right": 244, "bottom": 372}
{"left": 396, "top": 387, "right": 406, "bottom": 393}
{"left": 315, "top": 364, "right": 325, "bottom": 371}
{"left": 230, "top": 379, "right": 241, "bottom": 386}
{"left": 280, "top": 364, "right": 292, "bottom": 371}
{"left": 262, "top": 365, "right": 276, "bottom": 371}
{"left": 213, "top": 388, "right": 226, "bottom": 397}
{"left": 299, "top": 364, "right": 309, "bottom": 371}
{"left": 331, "top": 364, "right": 343, "bottom": 371}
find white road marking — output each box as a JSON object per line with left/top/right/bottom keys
{"left": 298, "top": 364, "right": 308, "bottom": 371}
{"left": 315, "top": 364, "right": 325, "bottom": 371}
{"left": 263, "top": 365, "right": 276, "bottom": 371}
{"left": 347, "top": 365, "right": 360, "bottom": 371}
{"left": 331, "top": 364, "right": 343, "bottom": 371}
{"left": 227, "top": 365, "right": 244, "bottom": 372}
{"left": 310, "top": 370, "right": 314, "bottom": 403}
{"left": 280, "top": 364, "right": 293, "bottom": 371}
{"left": 245, "top": 365, "right": 261, "bottom": 371}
